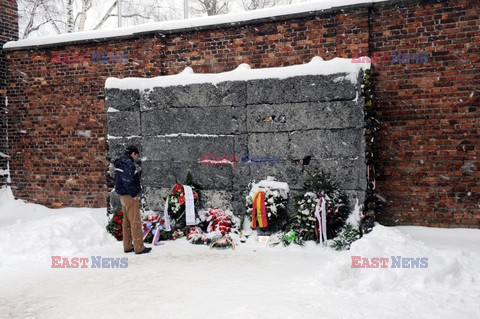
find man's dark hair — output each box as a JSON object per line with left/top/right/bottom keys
{"left": 125, "top": 145, "right": 139, "bottom": 155}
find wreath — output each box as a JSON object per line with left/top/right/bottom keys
{"left": 164, "top": 172, "right": 201, "bottom": 230}
{"left": 292, "top": 172, "right": 351, "bottom": 244}
{"left": 246, "top": 177, "right": 289, "bottom": 233}
{"left": 186, "top": 207, "right": 239, "bottom": 248}
{"left": 106, "top": 210, "right": 124, "bottom": 240}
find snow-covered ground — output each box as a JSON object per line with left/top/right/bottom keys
{"left": 0, "top": 186, "right": 479, "bottom": 319}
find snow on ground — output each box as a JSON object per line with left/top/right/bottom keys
{"left": 0, "top": 186, "right": 479, "bottom": 319}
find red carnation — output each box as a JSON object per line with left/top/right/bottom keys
{"left": 116, "top": 219, "right": 122, "bottom": 224}
{"left": 178, "top": 196, "right": 185, "bottom": 205}
{"left": 117, "top": 225, "right": 121, "bottom": 230}
{"left": 117, "top": 211, "right": 123, "bottom": 216}
{"left": 160, "top": 220, "right": 165, "bottom": 225}
{"left": 172, "top": 183, "right": 182, "bottom": 195}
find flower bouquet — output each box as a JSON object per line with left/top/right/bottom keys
{"left": 246, "top": 176, "right": 289, "bottom": 233}
{"left": 210, "top": 236, "right": 236, "bottom": 250}
{"left": 164, "top": 173, "right": 200, "bottom": 230}
{"left": 292, "top": 171, "right": 352, "bottom": 245}
{"left": 106, "top": 211, "right": 124, "bottom": 240}
{"left": 141, "top": 213, "right": 166, "bottom": 244}
{"left": 186, "top": 208, "right": 239, "bottom": 246}
{"left": 203, "top": 207, "right": 236, "bottom": 236}
{"left": 186, "top": 226, "right": 208, "bottom": 245}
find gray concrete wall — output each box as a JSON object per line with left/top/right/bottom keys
{"left": 106, "top": 71, "right": 366, "bottom": 215}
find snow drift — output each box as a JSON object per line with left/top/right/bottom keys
{"left": 0, "top": 187, "right": 116, "bottom": 268}
{"left": 0, "top": 186, "right": 479, "bottom": 318}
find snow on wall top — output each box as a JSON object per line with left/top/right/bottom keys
{"left": 105, "top": 57, "right": 370, "bottom": 90}
{"left": 4, "top": 0, "right": 389, "bottom": 50}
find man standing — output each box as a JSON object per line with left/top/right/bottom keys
{"left": 114, "top": 146, "right": 151, "bottom": 254}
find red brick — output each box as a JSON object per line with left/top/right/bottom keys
{"left": 1, "top": 0, "right": 479, "bottom": 228}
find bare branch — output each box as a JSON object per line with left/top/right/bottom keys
{"left": 40, "top": 1, "right": 62, "bottom": 34}
{"left": 111, "top": 13, "right": 152, "bottom": 19}
{"left": 23, "top": 19, "right": 53, "bottom": 35}
{"left": 22, "top": 0, "right": 41, "bottom": 39}
{"left": 93, "top": 1, "right": 117, "bottom": 30}
{"left": 191, "top": 0, "right": 229, "bottom": 16}
{"left": 242, "top": 0, "right": 280, "bottom": 11}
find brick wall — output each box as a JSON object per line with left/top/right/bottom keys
{"left": 370, "top": 0, "right": 480, "bottom": 227}
{"left": 4, "top": 7, "right": 368, "bottom": 208}
{"left": 6, "top": 36, "right": 164, "bottom": 207}
{"left": 0, "top": 0, "right": 18, "bottom": 185}
{"left": 3, "top": 0, "right": 479, "bottom": 227}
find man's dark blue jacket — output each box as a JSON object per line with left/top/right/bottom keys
{"left": 114, "top": 154, "right": 141, "bottom": 197}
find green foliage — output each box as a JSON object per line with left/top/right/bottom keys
{"left": 283, "top": 229, "right": 296, "bottom": 245}
{"left": 283, "top": 229, "right": 305, "bottom": 247}
{"left": 163, "top": 172, "right": 201, "bottom": 229}
{"left": 210, "top": 236, "right": 235, "bottom": 250}
{"left": 106, "top": 210, "right": 123, "bottom": 241}
{"left": 185, "top": 171, "right": 202, "bottom": 200}
{"left": 245, "top": 180, "right": 289, "bottom": 233}
{"left": 330, "top": 224, "right": 361, "bottom": 251}
{"left": 292, "top": 171, "right": 351, "bottom": 241}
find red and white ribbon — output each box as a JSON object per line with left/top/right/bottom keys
{"left": 142, "top": 223, "right": 153, "bottom": 241}
{"left": 315, "top": 193, "right": 328, "bottom": 246}
{"left": 163, "top": 197, "right": 172, "bottom": 231}
{"left": 153, "top": 226, "right": 162, "bottom": 246}
{"left": 183, "top": 185, "right": 196, "bottom": 226}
